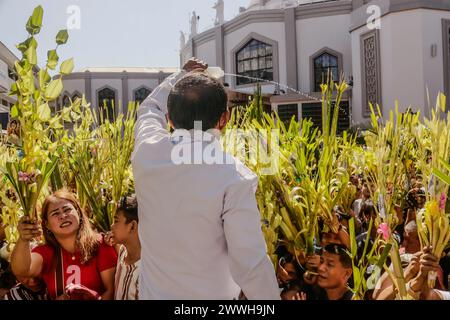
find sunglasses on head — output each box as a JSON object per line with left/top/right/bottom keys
{"left": 322, "top": 243, "right": 349, "bottom": 255}
{"left": 119, "top": 196, "right": 127, "bottom": 208}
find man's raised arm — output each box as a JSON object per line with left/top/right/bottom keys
{"left": 134, "top": 70, "right": 185, "bottom": 148}
{"left": 134, "top": 58, "right": 208, "bottom": 148}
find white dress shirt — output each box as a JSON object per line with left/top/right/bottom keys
{"left": 132, "top": 71, "right": 280, "bottom": 300}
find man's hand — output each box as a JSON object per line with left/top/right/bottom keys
{"left": 103, "top": 232, "right": 115, "bottom": 247}
{"left": 404, "top": 252, "right": 422, "bottom": 281}
{"left": 292, "top": 292, "right": 307, "bottom": 300}
{"left": 305, "top": 254, "right": 320, "bottom": 271}
{"left": 408, "top": 246, "right": 440, "bottom": 293}
{"left": 417, "top": 247, "right": 440, "bottom": 279}
{"left": 65, "top": 283, "right": 101, "bottom": 300}
{"left": 183, "top": 58, "right": 208, "bottom": 73}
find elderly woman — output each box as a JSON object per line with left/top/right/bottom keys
{"left": 10, "top": 190, "right": 117, "bottom": 300}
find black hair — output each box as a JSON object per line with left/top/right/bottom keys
{"left": 167, "top": 73, "right": 228, "bottom": 130}
{"left": 281, "top": 280, "right": 303, "bottom": 296}
{"left": 323, "top": 243, "right": 352, "bottom": 269}
{"left": 360, "top": 200, "right": 376, "bottom": 218}
{"left": 0, "top": 257, "right": 17, "bottom": 290}
{"left": 117, "top": 195, "right": 138, "bottom": 224}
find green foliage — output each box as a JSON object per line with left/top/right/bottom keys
{"left": 0, "top": 6, "right": 136, "bottom": 241}
{"left": 44, "top": 79, "right": 63, "bottom": 100}
{"left": 0, "top": 6, "right": 72, "bottom": 221}
{"left": 46, "top": 50, "right": 59, "bottom": 70}
{"left": 66, "top": 100, "right": 137, "bottom": 232}
{"left": 26, "top": 5, "right": 43, "bottom": 35}
{"left": 56, "top": 30, "right": 69, "bottom": 45}
{"left": 225, "top": 78, "right": 356, "bottom": 266}
{"left": 348, "top": 217, "right": 388, "bottom": 300}
{"left": 60, "top": 58, "right": 74, "bottom": 75}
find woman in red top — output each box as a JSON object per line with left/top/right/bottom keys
{"left": 10, "top": 190, "right": 117, "bottom": 300}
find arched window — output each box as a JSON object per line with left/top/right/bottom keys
{"left": 62, "top": 94, "right": 71, "bottom": 107}
{"left": 0, "top": 99, "right": 9, "bottom": 132}
{"left": 236, "top": 39, "right": 273, "bottom": 86}
{"left": 97, "top": 87, "right": 116, "bottom": 122}
{"left": 7, "top": 67, "right": 17, "bottom": 81}
{"left": 313, "top": 52, "right": 339, "bottom": 92}
{"left": 72, "top": 91, "right": 82, "bottom": 102}
{"left": 134, "top": 87, "right": 152, "bottom": 104}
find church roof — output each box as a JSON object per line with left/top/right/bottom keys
{"left": 246, "top": 0, "right": 334, "bottom": 11}
{"left": 79, "top": 67, "right": 179, "bottom": 74}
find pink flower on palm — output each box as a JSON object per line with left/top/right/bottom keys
{"left": 18, "top": 171, "right": 30, "bottom": 182}
{"left": 377, "top": 223, "right": 391, "bottom": 241}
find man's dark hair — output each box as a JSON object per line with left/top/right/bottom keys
{"left": 167, "top": 73, "right": 227, "bottom": 130}
{"left": 323, "top": 243, "right": 352, "bottom": 269}
{"left": 118, "top": 195, "right": 138, "bottom": 224}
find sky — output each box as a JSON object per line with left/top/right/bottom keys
{"left": 0, "top": 0, "right": 249, "bottom": 69}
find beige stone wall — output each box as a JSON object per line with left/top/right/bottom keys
{"left": 296, "top": 14, "right": 352, "bottom": 92}
{"left": 351, "top": 8, "right": 450, "bottom": 124}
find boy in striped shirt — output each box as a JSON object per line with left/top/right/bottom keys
{"left": 111, "top": 196, "right": 140, "bottom": 300}
{"left": 4, "top": 275, "right": 48, "bottom": 300}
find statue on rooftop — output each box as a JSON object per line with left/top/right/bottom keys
{"left": 190, "top": 11, "right": 198, "bottom": 37}
{"left": 180, "top": 31, "right": 186, "bottom": 49}
{"left": 213, "top": 0, "right": 224, "bottom": 26}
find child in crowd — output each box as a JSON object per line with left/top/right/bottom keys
{"left": 0, "top": 258, "right": 16, "bottom": 299}
{"left": 111, "top": 196, "right": 140, "bottom": 300}
{"left": 3, "top": 275, "right": 48, "bottom": 300}
{"left": 3, "top": 240, "right": 48, "bottom": 300}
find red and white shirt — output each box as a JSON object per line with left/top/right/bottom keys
{"left": 32, "top": 239, "right": 117, "bottom": 300}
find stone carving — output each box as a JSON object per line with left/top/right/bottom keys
{"left": 362, "top": 32, "right": 381, "bottom": 115}
{"left": 180, "top": 31, "right": 186, "bottom": 49}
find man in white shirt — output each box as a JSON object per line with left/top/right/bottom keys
{"left": 132, "top": 58, "right": 280, "bottom": 300}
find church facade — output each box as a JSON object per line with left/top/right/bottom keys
{"left": 0, "top": 41, "right": 17, "bottom": 132}
{"left": 0, "top": 40, "right": 177, "bottom": 127}
{"left": 181, "top": 0, "right": 450, "bottom": 128}
{"left": 58, "top": 67, "right": 177, "bottom": 118}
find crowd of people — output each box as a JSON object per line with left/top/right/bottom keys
{"left": 3, "top": 179, "right": 447, "bottom": 300}
{"left": 275, "top": 177, "right": 450, "bottom": 300}
{"left": 0, "top": 58, "right": 450, "bottom": 300}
